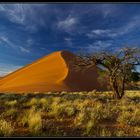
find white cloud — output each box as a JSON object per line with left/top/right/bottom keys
{"left": 118, "top": 16, "right": 140, "bottom": 35}
{"left": 87, "top": 29, "right": 112, "bottom": 38}
{"left": 0, "top": 4, "right": 47, "bottom": 32}
{"left": 0, "top": 36, "right": 17, "bottom": 49}
{"left": 0, "top": 4, "right": 26, "bottom": 25}
{"left": 57, "top": 15, "right": 77, "bottom": 32}
{"left": 19, "top": 46, "right": 30, "bottom": 53}
{"left": 0, "top": 63, "right": 22, "bottom": 77}
{"left": 92, "top": 29, "right": 110, "bottom": 35}
{"left": 0, "top": 35, "right": 30, "bottom": 53}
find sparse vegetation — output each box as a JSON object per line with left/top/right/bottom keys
{"left": 0, "top": 119, "right": 14, "bottom": 136}
{"left": 28, "top": 108, "right": 42, "bottom": 136}
{"left": 74, "top": 47, "right": 140, "bottom": 99}
{"left": 0, "top": 90, "right": 139, "bottom": 137}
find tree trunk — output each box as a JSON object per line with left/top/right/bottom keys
{"left": 112, "top": 83, "right": 121, "bottom": 99}
{"left": 110, "top": 77, "right": 121, "bottom": 99}
{"left": 119, "top": 76, "right": 126, "bottom": 99}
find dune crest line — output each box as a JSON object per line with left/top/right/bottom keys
{"left": 0, "top": 50, "right": 107, "bottom": 93}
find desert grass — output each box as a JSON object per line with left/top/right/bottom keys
{"left": 0, "top": 90, "right": 139, "bottom": 137}
{"left": 0, "top": 119, "right": 14, "bottom": 136}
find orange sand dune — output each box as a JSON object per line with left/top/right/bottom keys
{"left": 0, "top": 51, "right": 107, "bottom": 93}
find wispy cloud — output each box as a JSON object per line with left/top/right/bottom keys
{"left": 57, "top": 15, "right": 77, "bottom": 32}
{"left": 118, "top": 16, "right": 140, "bottom": 35}
{"left": 0, "top": 35, "right": 30, "bottom": 53}
{"left": 0, "top": 63, "right": 22, "bottom": 77}
{"left": 0, "top": 36, "right": 17, "bottom": 49}
{"left": 0, "top": 4, "right": 27, "bottom": 25}
{"left": 87, "top": 29, "right": 112, "bottom": 38}
{"left": 87, "top": 15, "right": 140, "bottom": 39}
{"left": 87, "top": 40, "right": 113, "bottom": 53}
{"left": 0, "top": 4, "right": 47, "bottom": 32}
{"left": 19, "top": 46, "right": 30, "bottom": 53}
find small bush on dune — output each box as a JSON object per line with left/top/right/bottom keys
{"left": 5, "top": 100, "right": 17, "bottom": 108}
{"left": 39, "top": 98, "right": 48, "bottom": 105}
{"left": 48, "top": 104, "right": 66, "bottom": 117}
{"left": 39, "top": 98, "right": 50, "bottom": 111}
{"left": 27, "top": 98, "right": 38, "bottom": 106}
{"left": 52, "top": 97, "right": 63, "bottom": 104}
{"left": 73, "top": 99, "right": 83, "bottom": 107}
{"left": 0, "top": 119, "right": 14, "bottom": 136}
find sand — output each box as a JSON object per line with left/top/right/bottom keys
{"left": 0, "top": 50, "right": 107, "bottom": 93}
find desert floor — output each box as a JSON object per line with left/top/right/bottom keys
{"left": 0, "top": 90, "right": 139, "bottom": 137}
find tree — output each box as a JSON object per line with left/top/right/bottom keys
{"left": 74, "top": 47, "right": 140, "bottom": 99}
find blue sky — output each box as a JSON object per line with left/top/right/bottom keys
{"left": 0, "top": 3, "right": 140, "bottom": 76}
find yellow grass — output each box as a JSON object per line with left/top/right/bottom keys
{"left": 0, "top": 90, "right": 139, "bottom": 137}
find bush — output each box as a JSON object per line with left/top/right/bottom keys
{"left": 18, "top": 107, "right": 42, "bottom": 136}
{"left": 0, "top": 119, "right": 14, "bottom": 136}
{"left": 99, "top": 127, "right": 112, "bottom": 137}
{"left": 4, "top": 108, "right": 18, "bottom": 119}
{"left": 74, "top": 110, "right": 86, "bottom": 126}
{"left": 28, "top": 110, "right": 42, "bottom": 135}
{"left": 5, "top": 100, "right": 17, "bottom": 108}
{"left": 39, "top": 98, "right": 50, "bottom": 111}
{"left": 85, "top": 120, "right": 95, "bottom": 136}
{"left": 27, "top": 98, "right": 38, "bottom": 106}
{"left": 117, "top": 109, "right": 140, "bottom": 126}
{"left": 65, "top": 106, "right": 76, "bottom": 117}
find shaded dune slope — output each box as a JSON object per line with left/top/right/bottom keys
{"left": 0, "top": 51, "right": 107, "bottom": 93}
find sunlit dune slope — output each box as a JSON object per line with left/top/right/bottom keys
{"left": 0, "top": 50, "right": 107, "bottom": 93}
